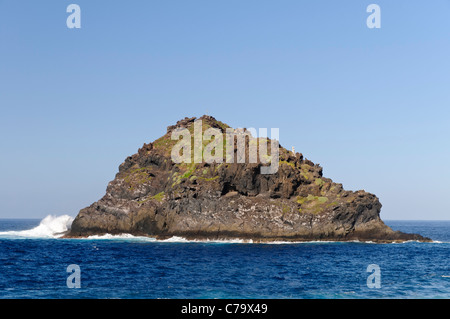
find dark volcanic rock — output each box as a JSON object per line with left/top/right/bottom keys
{"left": 66, "top": 115, "right": 431, "bottom": 243}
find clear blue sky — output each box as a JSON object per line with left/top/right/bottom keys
{"left": 0, "top": 1, "right": 449, "bottom": 219}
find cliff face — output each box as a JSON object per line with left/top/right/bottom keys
{"left": 67, "top": 115, "right": 430, "bottom": 242}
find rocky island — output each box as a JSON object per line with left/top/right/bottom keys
{"left": 65, "top": 115, "right": 430, "bottom": 243}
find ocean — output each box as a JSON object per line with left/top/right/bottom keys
{"left": 0, "top": 216, "right": 448, "bottom": 299}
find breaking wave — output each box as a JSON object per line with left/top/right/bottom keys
{"left": 0, "top": 215, "right": 74, "bottom": 239}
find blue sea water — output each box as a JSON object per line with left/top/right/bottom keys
{"left": 0, "top": 217, "right": 448, "bottom": 299}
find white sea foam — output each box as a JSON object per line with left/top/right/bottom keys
{"left": 86, "top": 233, "right": 157, "bottom": 242}
{"left": 159, "top": 236, "right": 252, "bottom": 244}
{"left": 79, "top": 235, "right": 253, "bottom": 244}
{"left": 154, "top": 236, "right": 353, "bottom": 244}
{"left": 0, "top": 215, "right": 74, "bottom": 239}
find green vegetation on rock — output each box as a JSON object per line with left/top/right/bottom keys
{"left": 151, "top": 192, "right": 165, "bottom": 202}
{"left": 199, "top": 176, "right": 219, "bottom": 182}
{"left": 122, "top": 167, "right": 153, "bottom": 190}
{"left": 296, "top": 195, "right": 329, "bottom": 214}
{"left": 279, "top": 160, "right": 295, "bottom": 169}
{"left": 181, "top": 163, "right": 197, "bottom": 179}
{"left": 315, "top": 178, "right": 325, "bottom": 187}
